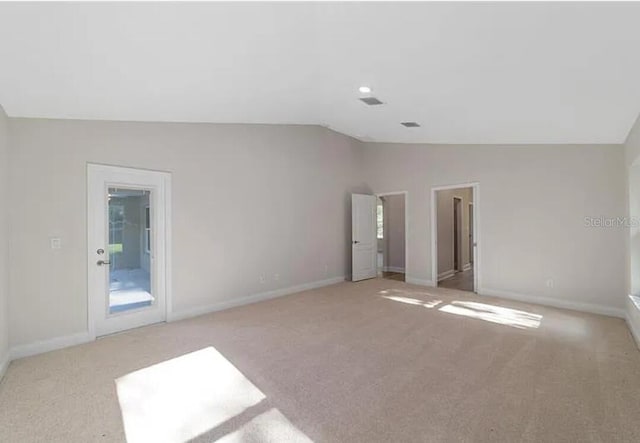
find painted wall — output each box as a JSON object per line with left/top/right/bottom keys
{"left": 624, "top": 112, "right": 640, "bottom": 345}
{"left": 363, "top": 143, "right": 627, "bottom": 313}
{"left": 382, "top": 194, "right": 405, "bottom": 271}
{"left": 436, "top": 187, "right": 473, "bottom": 278}
{"left": 4, "top": 116, "right": 631, "bottom": 351}
{"left": 9, "top": 119, "right": 364, "bottom": 347}
{"left": 376, "top": 197, "right": 384, "bottom": 254}
{"left": 0, "top": 105, "right": 9, "bottom": 370}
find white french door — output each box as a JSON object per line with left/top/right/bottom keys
{"left": 88, "top": 164, "right": 171, "bottom": 337}
{"left": 352, "top": 193, "right": 377, "bottom": 282}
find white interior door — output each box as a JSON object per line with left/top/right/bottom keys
{"left": 88, "top": 164, "right": 171, "bottom": 337}
{"left": 352, "top": 193, "right": 377, "bottom": 282}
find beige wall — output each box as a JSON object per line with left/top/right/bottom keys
{"left": 9, "top": 118, "right": 364, "bottom": 347}
{"left": 436, "top": 187, "right": 473, "bottom": 278}
{"left": 625, "top": 113, "right": 640, "bottom": 168}
{"left": 626, "top": 113, "right": 640, "bottom": 294}
{"left": 0, "top": 105, "right": 9, "bottom": 368}
{"left": 363, "top": 142, "right": 627, "bottom": 313}
{"left": 624, "top": 113, "right": 640, "bottom": 345}
{"left": 3, "top": 116, "right": 631, "bottom": 351}
{"left": 382, "top": 194, "right": 405, "bottom": 271}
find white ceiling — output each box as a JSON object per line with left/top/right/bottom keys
{"left": 1, "top": 2, "right": 640, "bottom": 144}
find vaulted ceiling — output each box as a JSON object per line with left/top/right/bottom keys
{"left": 1, "top": 2, "right": 640, "bottom": 144}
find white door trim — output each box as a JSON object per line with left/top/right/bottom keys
{"left": 87, "top": 163, "right": 172, "bottom": 338}
{"left": 468, "top": 202, "right": 474, "bottom": 267}
{"left": 375, "top": 191, "right": 409, "bottom": 277}
{"left": 431, "top": 182, "right": 480, "bottom": 293}
{"left": 452, "top": 196, "right": 463, "bottom": 272}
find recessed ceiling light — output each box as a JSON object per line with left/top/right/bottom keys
{"left": 359, "top": 86, "right": 372, "bottom": 94}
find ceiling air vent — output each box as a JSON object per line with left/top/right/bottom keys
{"left": 401, "top": 121, "right": 420, "bottom": 128}
{"left": 359, "top": 97, "right": 384, "bottom": 106}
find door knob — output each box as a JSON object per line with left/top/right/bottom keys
{"left": 353, "top": 240, "right": 360, "bottom": 244}
{"left": 97, "top": 260, "right": 110, "bottom": 266}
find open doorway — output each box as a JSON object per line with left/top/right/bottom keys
{"left": 375, "top": 192, "right": 407, "bottom": 282}
{"left": 433, "top": 185, "right": 476, "bottom": 292}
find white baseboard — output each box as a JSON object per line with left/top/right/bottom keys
{"left": 438, "top": 269, "right": 455, "bottom": 281}
{"left": 383, "top": 266, "right": 405, "bottom": 273}
{"left": 405, "top": 276, "right": 436, "bottom": 287}
{"left": 10, "top": 331, "right": 94, "bottom": 361}
{"left": 168, "top": 276, "right": 346, "bottom": 322}
{"left": 7, "top": 276, "right": 346, "bottom": 361}
{"left": 626, "top": 295, "right": 640, "bottom": 349}
{"left": 0, "top": 351, "right": 9, "bottom": 382}
{"left": 463, "top": 263, "right": 472, "bottom": 272}
{"left": 480, "top": 287, "right": 625, "bottom": 319}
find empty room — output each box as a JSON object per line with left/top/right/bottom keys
{"left": 1, "top": 2, "right": 640, "bottom": 442}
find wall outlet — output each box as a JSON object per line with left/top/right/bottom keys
{"left": 259, "top": 274, "right": 266, "bottom": 284}
{"left": 50, "top": 237, "right": 62, "bottom": 249}
{"left": 546, "top": 279, "right": 554, "bottom": 289}
{"left": 274, "top": 273, "right": 280, "bottom": 281}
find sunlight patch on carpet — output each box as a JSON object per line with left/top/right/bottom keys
{"left": 439, "top": 301, "right": 542, "bottom": 329}
{"left": 381, "top": 294, "right": 442, "bottom": 308}
{"left": 116, "top": 347, "right": 309, "bottom": 443}
{"left": 379, "top": 288, "right": 443, "bottom": 308}
{"left": 214, "top": 408, "right": 312, "bottom": 443}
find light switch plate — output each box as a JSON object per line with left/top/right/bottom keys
{"left": 50, "top": 237, "right": 62, "bottom": 249}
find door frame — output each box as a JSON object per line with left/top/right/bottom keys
{"left": 431, "top": 182, "right": 479, "bottom": 292}
{"left": 87, "top": 163, "right": 172, "bottom": 338}
{"left": 468, "top": 202, "right": 474, "bottom": 265}
{"left": 453, "top": 196, "right": 463, "bottom": 272}
{"left": 375, "top": 191, "right": 409, "bottom": 276}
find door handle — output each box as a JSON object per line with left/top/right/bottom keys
{"left": 97, "top": 260, "right": 111, "bottom": 266}
{"left": 353, "top": 240, "right": 360, "bottom": 244}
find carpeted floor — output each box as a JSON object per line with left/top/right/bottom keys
{"left": 0, "top": 278, "right": 639, "bottom": 442}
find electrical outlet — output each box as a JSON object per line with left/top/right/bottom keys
{"left": 259, "top": 274, "right": 266, "bottom": 284}
{"left": 50, "top": 237, "right": 62, "bottom": 249}
{"left": 274, "top": 273, "right": 280, "bottom": 281}
{"left": 546, "top": 279, "right": 554, "bottom": 289}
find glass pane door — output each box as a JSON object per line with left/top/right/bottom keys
{"left": 108, "top": 187, "right": 153, "bottom": 314}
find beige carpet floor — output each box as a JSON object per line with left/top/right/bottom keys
{"left": 0, "top": 279, "right": 639, "bottom": 442}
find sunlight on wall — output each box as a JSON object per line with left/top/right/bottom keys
{"left": 115, "top": 347, "right": 310, "bottom": 443}
{"left": 439, "top": 301, "right": 542, "bottom": 329}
